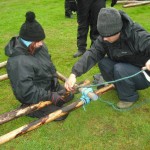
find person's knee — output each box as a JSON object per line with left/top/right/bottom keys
{"left": 98, "top": 58, "right": 114, "bottom": 73}
{"left": 114, "top": 63, "right": 127, "bottom": 78}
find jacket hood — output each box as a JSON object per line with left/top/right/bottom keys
{"left": 119, "top": 10, "right": 134, "bottom": 38}
{"left": 5, "top": 36, "right": 29, "bottom": 57}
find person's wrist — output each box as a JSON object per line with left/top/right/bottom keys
{"left": 70, "top": 73, "right": 76, "bottom": 78}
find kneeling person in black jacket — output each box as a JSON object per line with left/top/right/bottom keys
{"left": 5, "top": 11, "right": 74, "bottom": 120}
{"left": 65, "top": 8, "right": 150, "bottom": 109}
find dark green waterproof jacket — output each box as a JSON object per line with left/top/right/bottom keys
{"left": 5, "top": 37, "right": 57, "bottom": 104}
{"left": 72, "top": 10, "right": 150, "bottom": 77}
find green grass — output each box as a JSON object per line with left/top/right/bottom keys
{"left": 0, "top": 0, "right": 150, "bottom": 149}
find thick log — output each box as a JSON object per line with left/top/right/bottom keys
{"left": 0, "top": 61, "right": 7, "bottom": 68}
{"left": 0, "top": 101, "right": 52, "bottom": 125}
{"left": 0, "top": 84, "right": 114, "bottom": 145}
{"left": 123, "top": 1, "right": 150, "bottom": 7}
{"left": 0, "top": 74, "right": 8, "bottom": 81}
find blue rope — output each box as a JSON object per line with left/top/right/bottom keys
{"left": 79, "top": 69, "right": 150, "bottom": 111}
{"left": 98, "top": 97, "right": 150, "bottom": 112}
{"left": 78, "top": 69, "right": 145, "bottom": 88}
{"left": 80, "top": 88, "right": 93, "bottom": 111}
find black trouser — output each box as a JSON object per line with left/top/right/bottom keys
{"left": 98, "top": 57, "right": 150, "bottom": 102}
{"left": 65, "top": 0, "right": 77, "bottom": 16}
{"left": 65, "top": 0, "right": 72, "bottom": 16}
{"left": 76, "top": 0, "right": 105, "bottom": 52}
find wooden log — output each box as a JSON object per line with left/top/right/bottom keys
{"left": 0, "top": 84, "right": 114, "bottom": 145}
{"left": 56, "top": 71, "right": 67, "bottom": 82}
{"left": 0, "top": 71, "right": 66, "bottom": 82}
{"left": 0, "top": 61, "right": 7, "bottom": 68}
{"left": 0, "top": 74, "right": 8, "bottom": 81}
{"left": 117, "top": 1, "right": 147, "bottom": 4}
{"left": 95, "top": 84, "right": 115, "bottom": 95}
{"left": 0, "top": 101, "right": 52, "bottom": 125}
{"left": 123, "top": 1, "right": 150, "bottom": 7}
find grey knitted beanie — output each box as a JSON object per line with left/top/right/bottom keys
{"left": 97, "top": 8, "right": 123, "bottom": 37}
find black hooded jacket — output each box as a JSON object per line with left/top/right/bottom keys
{"left": 5, "top": 37, "right": 57, "bottom": 104}
{"left": 72, "top": 11, "right": 150, "bottom": 76}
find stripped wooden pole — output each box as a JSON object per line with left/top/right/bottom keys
{"left": 123, "top": 1, "right": 150, "bottom": 7}
{"left": 117, "top": 1, "right": 146, "bottom": 4}
{"left": 0, "top": 101, "right": 52, "bottom": 125}
{"left": 0, "top": 71, "right": 66, "bottom": 82}
{"left": 0, "top": 61, "right": 7, "bottom": 68}
{"left": 0, "top": 74, "right": 8, "bottom": 81}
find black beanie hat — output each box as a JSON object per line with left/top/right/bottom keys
{"left": 19, "top": 11, "right": 45, "bottom": 41}
{"left": 97, "top": 8, "right": 123, "bottom": 37}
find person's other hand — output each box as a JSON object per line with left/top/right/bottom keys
{"left": 143, "top": 59, "right": 150, "bottom": 71}
{"left": 64, "top": 73, "right": 76, "bottom": 91}
{"left": 51, "top": 92, "right": 63, "bottom": 106}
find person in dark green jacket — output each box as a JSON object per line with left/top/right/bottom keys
{"left": 5, "top": 11, "right": 73, "bottom": 120}
{"left": 65, "top": 8, "right": 150, "bottom": 109}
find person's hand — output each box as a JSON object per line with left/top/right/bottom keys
{"left": 142, "top": 59, "right": 150, "bottom": 71}
{"left": 51, "top": 92, "right": 63, "bottom": 106}
{"left": 64, "top": 73, "right": 76, "bottom": 91}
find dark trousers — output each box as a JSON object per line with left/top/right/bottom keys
{"left": 98, "top": 57, "right": 150, "bottom": 102}
{"left": 76, "top": 0, "right": 105, "bottom": 52}
{"left": 65, "top": 0, "right": 72, "bottom": 16}
{"left": 65, "top": 0, "right": 77, "bottom": 16}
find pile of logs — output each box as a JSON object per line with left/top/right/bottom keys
{"left": 117, "top": 0, "right": 150, "bottom": 8}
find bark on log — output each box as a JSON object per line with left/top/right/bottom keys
{"left": 0, "top": 101, "right": 52, "bottom": 125}
{"left": 0, "top": 61, "right": 7, "bottom": 68}
{"left": 123, "top": 1, "right": 150, "bottom": 7}
{"left": 0, "top": 84, "right": 114, "bottom": 145}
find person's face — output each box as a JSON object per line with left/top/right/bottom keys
{"left": 34, "top": 41, "right": 43, "bottom": 48}
{"left": 103, "top": 32, "right": 120, "bottom": 43}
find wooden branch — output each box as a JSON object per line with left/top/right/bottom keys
{"left": 0, "top": 101, "right": 52, "bottom": 125}
{"left": 117, "top": 1, "right": 148, "bottom": 4}
{"left": 95, "top": 84, "right": 115, "bottom": 95}
{"left": 0, "top": 61, "right": 7, "bottom": 68}
{"left": 0, "top": 74, "right": 8, "bottom": 81}
{"left": 0, "top": 84, "right": 114, "bottom": 145}
{"left": 56, "top": 71, "right": 67, "bottom": 82}
{"left": 0, "top": 71, "right": 66, "bottom": 83}
{"left": 123, "top": 1, "right": 150, "bottom": 7}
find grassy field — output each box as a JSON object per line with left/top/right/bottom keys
{"left": 0, "top": 0, "right": 150, "bottom": 149}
